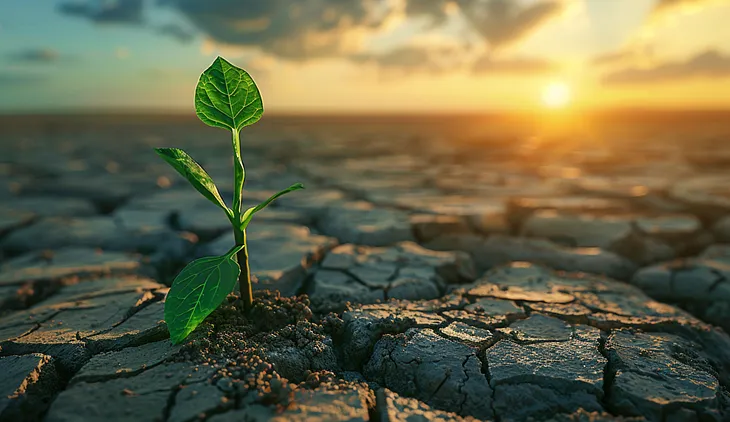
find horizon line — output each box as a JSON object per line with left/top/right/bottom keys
{"left": 3, "top": 107, "right": 730, "bottom": 118}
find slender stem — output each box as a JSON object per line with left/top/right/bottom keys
{"left": 231, "top": 129, "right": 245, "bottom": 217}
{"left": 231, "top": 129, "right": 252, "bottom": 313}
{"left": 234, "top": 229, "right": 253, "bottom": 313}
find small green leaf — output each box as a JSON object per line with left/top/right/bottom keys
{"left": 164, "top": 246, "right": 244, "bottom": 344}
{"left": 195, "top": 56, "right": 264, "bottom": 132}
{"left": 155, "top": 147, "right": 231, "bottom": 217}
{"left": 241, "top": 183, "right": 305, "bottom": 230}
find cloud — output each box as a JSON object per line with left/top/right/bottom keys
{"left": 352, "top": 45, "right": 465, "bottom": 74}
{"left": 157, "top": 0, "right": 565, "bottom": 60}
{"left": 58, "top": 0, "right": 144, "bottom": 24}
{"left": 591, "top": 45, "right": 655, "bottom": 67}
{"left": 591, "top": 51, "right": 633, "bottom": 66}
{"left": 472, "top": 54, "right": 556, "bottom": 74}
{"left": 459, "top": 0, "right": 565, "bottom": 49}
{"left": 352, "top": 45, "right": 555, "bottom": 76}
{"left": 602, "top": 49, "right": 730, "bottom": 85}
{"left": 158, "top": 0, "right": 388, "bottom": 60}
{"left": 7, "top": 48, "right": 61, "bottom": 63}
{"left": 649, "top": 0, "right": 719, "bottom": 17}
{"left": 404, "top": 0, "right": 453, "bottom": 25}
{"left": 56, "top": 0, "right": 567, "bottom": 68}
{"left": 156, "top": 23, "right": 195, "bottom": 43}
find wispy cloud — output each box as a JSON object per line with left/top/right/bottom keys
{"left": 352, "top": 45, "right": 466, "bottom": 74}
{"left": 58, "top": 0, "right": 143, "bottom": 24}
{"left": 472, "top": 54, "right": 556, "bottom": 74}
{"left": 591, "top": 45, "right": 655, "bottom": 67}
{"left": 602, "top": 49, "right": 730, "bottom": 85}
{"left": 7, "top": 48, "right": 61, "bottom": 63}
{"left": 460, "top": 0, "right": 565, "bottom": 49}
{"left": 156, "top": 23, "right": 195, "bottom": 43}
{"left": 649, "top": 0, "right": 721, "bottom": 19}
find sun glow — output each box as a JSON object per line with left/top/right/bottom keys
{"left": 541, "top": 82, "right": 571, "bottom": 109}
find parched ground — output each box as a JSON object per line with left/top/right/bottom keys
{"left": 1, "top": 114, "right": 729, "bottom": 422}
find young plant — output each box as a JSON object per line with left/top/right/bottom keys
{"left": 155, "top": 57, "right": 304, "bottom": 344}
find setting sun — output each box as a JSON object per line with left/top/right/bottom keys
{"left": 542, "top": 82, "right": 571, "bottom": 109}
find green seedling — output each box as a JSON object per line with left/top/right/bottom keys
{"left": 155, "top": 57, "right": 304, "bottom": 344}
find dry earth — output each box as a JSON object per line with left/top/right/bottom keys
{"left": 1, "top": 114, "right": 729, "bottom": 422}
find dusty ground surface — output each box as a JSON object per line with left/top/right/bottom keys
{"left": 1, "top": 114, "right": 729, "bottom": 422}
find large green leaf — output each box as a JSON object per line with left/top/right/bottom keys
{"left": 164, "top": 246, "right": 243, "bottom": 344}
{"left": 241, "top": 183, "right": 305, "bottom": 230}
{"left": 195, "top": 56, "right": 264, "bottom": 132}
{"left": 154, "top": 147, "right": 231, "bottom": 218}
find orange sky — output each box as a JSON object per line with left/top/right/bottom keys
{"left": 2, "top": 0, "right": 730, "bottom": 112}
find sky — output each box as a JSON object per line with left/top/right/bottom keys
{"left": 1, "top": 0, "right": 729, "bottom": 113}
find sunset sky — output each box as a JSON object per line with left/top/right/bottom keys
{"left": 1, "top": 0, "right": 729, "bottom": 113}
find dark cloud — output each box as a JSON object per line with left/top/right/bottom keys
{"left": 405, "top": 0, "right": 452, "bottom": 25}
{"left": 56, "top": 0, "right": 566, "bottom": 68}
{"left": 158, "top": 0, "right": 564, "bottom": 59}
{"left": 602, "top": 49, "right": 730, "bottom": 85}
{"left": 7, "top": 48, "right": 61, "bottom": 63}
{"left": 58, "top": 0, "right": 144, "bottom": 24}
{"left": 159, "top": 0, "right": 384, "bottom": 60}
{"left": 472, "top": 54, "right": 555, "bottom": 74}
{"left": 156, "top": 23, "right": 195, "bottom": 43}
{"left": 459, "top": 0, "right": 564, "bottom": 49}
{"left": 352, "top": 45, "right": 464, "bottom": 73}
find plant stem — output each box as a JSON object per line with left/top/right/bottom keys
{"left": 231, "top": 129, "right": 252, "bottom": 313}
{"left": 234, "top": 229, "right": 253, "bottom": 313}
{"left": 231, "top": 129, "right": 245, "bottom": 215}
